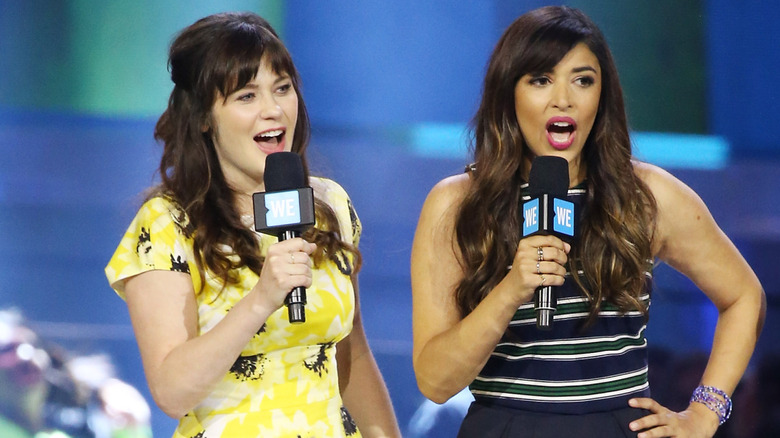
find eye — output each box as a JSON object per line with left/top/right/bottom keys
{"left": 529, "top": 76, "right": 551, "bottom": 87}
{"left": 276, "top": 82, "right": 293, "bottom": 94}
{"left": 236, "top": 91, "right": 255, "bottom": 102}
{"left": 574, "top": 76, "right": 596, "bottom": 87}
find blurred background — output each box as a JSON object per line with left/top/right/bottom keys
{"left": 1, "top": 0, "right": 778, "bottom": 437}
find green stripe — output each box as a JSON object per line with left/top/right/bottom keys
{"left": 495, "top": 333, "right": 645, "bottom": 357}
{"left": 471, "top": 373, "right": 647, "bottom": 398}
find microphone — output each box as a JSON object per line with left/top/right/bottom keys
{"left": 522, "top": 156, "right": 574, "bottom": 330}
{"left": 252, "top": 152, "right": 315, "bottom": 323}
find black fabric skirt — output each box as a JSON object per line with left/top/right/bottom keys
{"left": 456, "top": 401, "right": 652, "bottom": 438}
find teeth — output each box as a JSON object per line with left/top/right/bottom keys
{"left": 259, "top": 129, "right": 283, "bottom": 138}
{"left": 552, "top": 122, "right": 571, "bottom": 127}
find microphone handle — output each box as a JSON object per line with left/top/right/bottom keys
{"left": 279, "top": 229, "right": 306, "bottom": 323}
{"left": 534, "top": 285, "right": 556, "bottom": 330}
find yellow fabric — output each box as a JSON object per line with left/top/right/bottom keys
{"left": 105, "top": 177, "right": 362, "bottom": 438}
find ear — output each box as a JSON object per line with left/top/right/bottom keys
{"left": 201, "top": 114, "right": 213, "bottom": 134}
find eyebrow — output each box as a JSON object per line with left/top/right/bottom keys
{"left": 572, "top": 66, "right": 598, "bottom": 74}
{"left": 528, "top": 65, "right": 599, "bottom": 77}
{"left": 275, "top": 75, "right": 292, "bottom": 85}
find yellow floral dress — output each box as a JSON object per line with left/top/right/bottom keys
{"left": 105, "top": 178, "right": 362, "bottom": 438}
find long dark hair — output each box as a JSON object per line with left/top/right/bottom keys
{"left": 153, "top": 12, "right": 360, "bottom": 291}
{"left": 455, "top": 6, "right": 656, "bottom": 319}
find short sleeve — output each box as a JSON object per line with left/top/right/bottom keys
{"left": 105, "top": 197, "right": 198, "bottom": 299}
{"left": 311, "top": 177, "right": 362, "bottom": 247}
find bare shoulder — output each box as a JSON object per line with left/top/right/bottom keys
{"left": 413, "top": 172, "right": 471, "bottom": 267}
{"left": 632, "top": 160, "right": 703, "bottom": 212}
{"left": 633, "top": 160, "right": 681, "bottom": 194}
{"left": 421, "top": 173, "right": 471, "bottom": 218}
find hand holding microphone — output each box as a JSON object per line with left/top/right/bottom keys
{"left": 521, "top": 156, "right": 576, "bottom": 330}
{"left": 253, "top": 152, "right": 316, "bottom": 323}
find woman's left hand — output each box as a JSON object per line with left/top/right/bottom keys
{"left": 628, "top": 397, "right": 720, "bottom": 438}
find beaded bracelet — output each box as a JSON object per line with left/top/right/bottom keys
{"left": 690, "top": 385, "right": 732, "bottom": 425}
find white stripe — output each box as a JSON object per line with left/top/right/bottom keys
{"left": 516, "top": 293, "right": 651, "bottom": 311}
{"left": 492, "top": 341, "right": 647, "bottom": 361}
{"left": 493, "top": 325, "right": 647, "bottom": 361}
{"left": 512, "top": 309, "right": 646, "bottom": 321}
{"left": 472, "top": 367, "right": 649, "bottom": 403}
{"left": 476, "top": 366, "right": 648, "bottom": 387}
{"left": 497, "top": 325, "right": 647, "bottom": 349}
{"left": 474, "top": 366, "right": 648, "bottom": 388}
{"left": 472, "top": 382, "right": 650, "bottom": 403}
{"left": 510, "top": 309, "right": 647, "bottom": 327}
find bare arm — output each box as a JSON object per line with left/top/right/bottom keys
{"left": 124, "top": 238, "right": 315, "bottom": 418}
{"left": 337, "top": 276, "right": 401, "bottom": 438}
{"left": 411, "top": 174, "right": 570, "bottom": 403}
{"left": 629, "top": 163, "right": 766, "bottom": 436}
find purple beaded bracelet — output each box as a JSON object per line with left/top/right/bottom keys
{"left": 690, "top": 385, "right": 732, "bottom": 425}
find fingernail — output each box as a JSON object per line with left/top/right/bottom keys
{"left": 629, "top": 422, "right": 637, "bottom": 431}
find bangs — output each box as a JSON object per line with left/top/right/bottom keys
{"left": 213, "top": 23, "right": 296, "bottom": 99}
{"left": 517, "top": 16, "right": 594, "bottom": 77}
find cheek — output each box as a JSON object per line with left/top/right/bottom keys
{"left": 515, "top": 105, "right": 544, "bottom": 142}
{"left": 286, "top": 100, "right": 299, "bottom": 149}
{"left": 580, "top": 93, "right": 601, "bottom": 132}
{"left": 287, "top": 99, "right": 299, "bottom": 122}
{"left": 588, "top": 89, "right": 601, "bottom": 118}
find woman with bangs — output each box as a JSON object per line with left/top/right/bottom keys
{"left": 105, "top": 12, "right": 399, "bottom": 438}
{"left": 411, "top": 6, "right": 764, "bottom": 437}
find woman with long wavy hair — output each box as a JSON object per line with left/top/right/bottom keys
{"left": 105, "top": 12, "right": 399, "bottom": 438}
{"left": 411, "top": 6, "right": 764, "bottom": 437}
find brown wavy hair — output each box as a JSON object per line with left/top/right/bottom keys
{"left": 454, "top": 6, "right": 656, "bottom": 320}
{"left": 151, "top": 12, "right": 360, "bottom": 292}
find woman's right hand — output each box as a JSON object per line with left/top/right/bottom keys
{"left": 506, "top": 235, "right": 571, "bottom": 305}
{"left": 252, "top": 237, "right": 316, "bottom": 311}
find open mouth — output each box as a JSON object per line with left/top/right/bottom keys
{"left": 546, "top": 119, "right": 576, "bottom": 149}
{"left": 254, "top": 129, "right": 286, "bottom": 152}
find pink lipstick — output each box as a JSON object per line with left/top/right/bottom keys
{"left": 546, "top": 116, "right": 576, "bottom": 150}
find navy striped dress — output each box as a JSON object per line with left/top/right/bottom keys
{"left": 469, "top": 185, "right": 652, "bottom": 415}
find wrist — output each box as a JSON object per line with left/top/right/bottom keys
{"left": 687, "top": 400, "right": 721, "bottom": 433}
{"left": 247, "top": 287, "right": 281, "bottom": 320}
{"left": 500, "top": 270, "right": 535, "bottom": 308}
{"left": 689, "top": 384, "right": 732, "bottom": 426}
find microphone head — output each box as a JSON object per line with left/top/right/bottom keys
{"left": 264, "top": 152, "right": 306, "bottom": 191}
{"left": 528, "top": 156, "right": 569, "bottom": 197}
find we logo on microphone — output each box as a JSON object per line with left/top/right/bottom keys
{"left": 523, "top": 198, "right": 540, "bottom": 236}
{"left": 522, "top": 196, "right": 574, "bottom": 238}
{"left": 553, "top": 198, "right": 574, "bottom": 237}
{"left": 265, "top": 191, "right": 302, "bottom": 227}
{"left": 252, "top": 187, "right": 315, "bottom": 235}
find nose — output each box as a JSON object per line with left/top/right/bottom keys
{"left": 550, "top": 82, "right": 572, "bottom": 110}
{"left": 259, "top": 93, "right": 283, "bottom": 119}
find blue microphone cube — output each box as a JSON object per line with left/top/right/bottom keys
{"left": 552, "top": 198, "right": 574, "bottom": 237}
